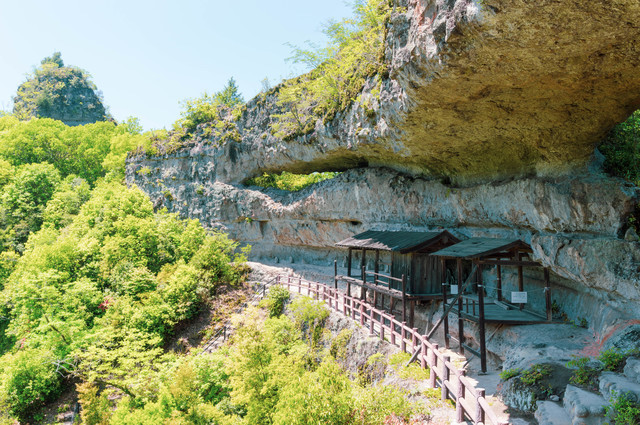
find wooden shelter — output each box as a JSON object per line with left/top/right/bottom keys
{"left": 335, "top": 230, "right": 460, "bottom": 327}
{"left": 432, "top": 237, "right": 552, "bottom": 372}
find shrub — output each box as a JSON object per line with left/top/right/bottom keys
{"left": 260, "top": 285, "right": 290, "bottom": 317}
{"left": 388, "top": 352, "right": 430, "bottom": 381}
{"left": 600, "top": 348, "right": 628, "bottom": 372}
{"left": 0, "top": 348, "right": 63, "bottom": 422}
{"left": 77, "top": 381, "right": 111, "bottom": 425}
{"left": 519, "top": 364, "right": 552, "bottom": 386}
{"left": 289, "top": 296, "right": 329, "bottom": 346}
{"left": 606, "top": 391, "right": 640, "bottom": 425}
{"left": 567, "top": 356, "right": 601, "bottom": 390}
{"left": 500, "top": 368, "right": 522, "bottom": 381}
{"left": 330, "top": 328, "right": 354, "bottom": 361}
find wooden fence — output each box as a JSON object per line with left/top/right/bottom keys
{"left": 278, "top": 274, "right": 509, "bottom": 425}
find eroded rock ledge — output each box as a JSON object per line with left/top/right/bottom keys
{"left": 126, "top": 164, "right": 640, "bottom": 330}
{"left": 129, "top": 0, "right": 640, "bottom": 185}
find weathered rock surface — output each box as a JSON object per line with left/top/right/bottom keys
{"left": 563, "top": 385, "right": 608, "bottom": 425}
{"left": 624, "top": 357, "right": 640, "bottom": 384}
{"left": 129, "top": 0, "right": 640, "bottom": 185}
{"left": 126, "top": 163, "right": 640, "bottom": 333}
{"left": 535, "top": 401, "right": 571, "bottom": 425}
{"left": 599, "top": 371, "right": 640, "bottom": 403}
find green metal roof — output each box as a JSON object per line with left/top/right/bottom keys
{"left": 335, "top": 230, "right": 459, "bottom": 254}
{"left": 430, "top": 237, "right": 530, "bottom": 259}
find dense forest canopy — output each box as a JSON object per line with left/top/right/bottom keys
{"left": 1, "top": 1, "right": 640, "bottom": 422}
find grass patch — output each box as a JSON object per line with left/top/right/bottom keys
{"left": 246, "top": 171, "right": 340, "bottom": 191}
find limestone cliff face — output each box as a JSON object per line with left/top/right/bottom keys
{"left": 126, "top": 160, "right": 640, "bottom": 331}
{"left": 126, "top": 0, "right": 640, "bottom": 334}
{"left": 130, "top": 0, "right": 640, "bottom": 185}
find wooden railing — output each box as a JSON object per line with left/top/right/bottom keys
{"left": 278, "top": 274, "right": 509, "bottom": 425}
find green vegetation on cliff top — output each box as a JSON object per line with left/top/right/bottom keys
{"left": 13, "top": 52, "right": 108, "bottom": 125}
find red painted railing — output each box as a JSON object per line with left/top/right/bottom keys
{"left": 278, "top": 274, "right": 509, "bottom": 425}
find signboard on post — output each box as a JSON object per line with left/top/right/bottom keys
{"left": 511, "top": 291, "right": 528, "bottom": 304}
{"left": 450, "top": 284, "right": 458, "bottom": 295}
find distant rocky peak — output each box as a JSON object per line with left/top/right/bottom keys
{"left": 13, "top": 52, "right": 108, "bottom": 126}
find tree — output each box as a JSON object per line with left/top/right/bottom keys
{"left": 41, "top": 52, "right": 64, "bottom": 68}
{"left": 215, "top": 77, "right": 244, "bottom": 108}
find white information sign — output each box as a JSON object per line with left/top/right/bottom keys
{"left": 511, "top": 291, "right": 528, "bottom": 304}
{"left": 450, "top": 284, "right": 458, "bottom": 295}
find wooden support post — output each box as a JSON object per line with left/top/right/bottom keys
{"left": 298, "top": 277, "right": 301, "bottom": 294}
{"left": 347, "top": 248, "right": 352, "bottom": 277}
{"left": 359, "top": 303, "right": 364, "bottom": 326}
{"left": 361, "top": 266, "right": 367, "bottom": 302}
{"left": 276, "top": 275, "right": 280, "bottom": 285}
{"left": 428, "top": 343, "right": 438, "bottom": 388}
{"left": 361, "top": 249, "right": 367, "bottom": 280}
{"left": 545, "top": 267, "right": 552, "bottom": 321}
{"left": 410, "top": 300, "right": 415, "bottom": 329}
{"left": 373, "top": 252, "right": 379, "bottom": 308}
{"left": 442, "top": 259, "right": 449, "bottom": 349}
{"left": 477, "top": 262, "right": 487, "bottom": 373}
{"left": 401, "top": 323, "right": 407, "bottom": 352}
{"left": 334, "top": 260, "right": 338, "bottom": 290}
{"left": 442, "top": 355, "right": 450, "bottom": 402}
{"left": 402, "top": 274, "right": 407, "bottom": 324}
{"left": 496, "top": 264, "right": 503, "bottom": 301}
{"left": 517, "top": 252, "right": 524, "bottom": 310}
{"left": 287, "top": 275, "right": 290, "bottom": 290}
{"left": 456, "top": 370, "right": 466, "bottom": 423}
{"left": 380, "top": 318, "right": 385, "bottom": 341}
{"left": 457, "top": 258, "right": 464, "bottom": 354}
{"left": 390, "top": 251, "right": 396, "bottom": 290}
{"left": 315, "top": 282, "right": 319, "bottom": 300}
{"left": 476, "top": 389, "right": 486, "bottom": 425}
{"left": 413, "top": 328, "right": 419, "bottom": 352}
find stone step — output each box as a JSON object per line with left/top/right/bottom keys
{"left": 599, "top": 371, "right": 640, "bottom": 403}
{"left": 563, "top": 384, "right": 608, "bottom": 425}
{"left": 535, "top": 400, "right": 572, "bottom": 425}
{"left": 623, "top": 357, "right": 640, "bottom": 385}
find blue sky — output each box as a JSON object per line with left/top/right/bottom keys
{"left": 0, "top": 0, "right": 353, "bottom": 130}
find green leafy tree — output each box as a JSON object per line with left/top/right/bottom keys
{"left": 216, "top": 77, "right": 244, "bottom": 108}
{"left": 600, "top": 110, "right": 640, "bottom": 186}
{"left": 273, "top": 0, "right": 391, "bottom": 139}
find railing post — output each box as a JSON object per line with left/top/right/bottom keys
{"left": 401, "top": 323, "right": 407, "bottom": 353}
{"left": 263, "top": 284, "right": 266, "bottom": 297}
{"left": 456, "top": 370, "right": 466, "bottom": 423}
{"left": 380, "top": 317, "right": 385, "bottom": 341}
{"left": 412, "top": 327, "right": 418, "bottom": 352}
{"left": 429, "top": 343, "right": 438, "bottom": 388}
{"left": 476, "top": 389, "right": 486, "bottom": 425}
{"left": 390, "top": 316, "right": 396, "bottom": 346}
{"left": 287, "top": 275, "right": 291, "bottom": 291}
{"left": 343, "top": 293, "right": 347, "bottom": 315}
{"left": 442, "top": 355, "right": 450, "bottom": 402}
{"left": 298, "top": 277, "right": 301, "bottom": 293}
{"left": 276, "top": 275, "right": 280, "bottom": 285}
{"left": 359, "top": 303, "right": 364, "bottom": 326}
{"left": 369, "top": 307, "right": 375, "bottom": 336}
{"left": 421, "top": 336, "right": 427, "bottom": 369}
